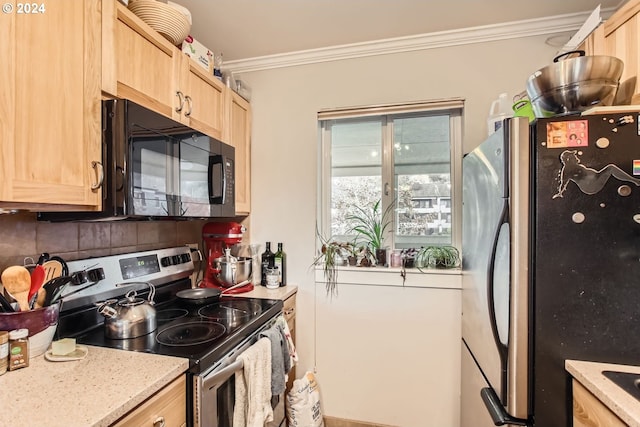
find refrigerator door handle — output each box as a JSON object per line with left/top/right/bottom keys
{"left": 481, "top": 387, "right": 529, "bottom": 426}
{"left": 486, "top": 202, "right": 510, "bottom": 384}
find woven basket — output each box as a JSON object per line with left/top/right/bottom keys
{"left": 128, "top": 0, "right": 191, "bottom": 46}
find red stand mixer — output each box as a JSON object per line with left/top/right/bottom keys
{"left": 201, "top": 222, "right": 254, "bottom": 293}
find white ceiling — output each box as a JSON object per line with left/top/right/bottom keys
{"left": 174, "top": 0, "right": 623, "bottom": 62}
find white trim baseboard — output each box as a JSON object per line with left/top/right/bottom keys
{"left": 226, "top": 9, "right": 614, "bottom": 73}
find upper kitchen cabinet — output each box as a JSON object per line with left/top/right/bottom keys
{"left": 0, "top": 0, "right": 102, "bottom": 210}
{"left": 603, "top": 0, "right": 640, "bottom": 104}
{"left": 224, "top": 90, "right": 252, "bottom": 214}
{"left": 580, "top": 0, "right": 640, "bottom": 104}
{"left": 102, "top": 0, "right": 225, "bottom": 139}
{"left": 179, "top": 58, "right": 225, "bottom": 141}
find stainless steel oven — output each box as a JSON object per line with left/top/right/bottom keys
{"left": 195, "top": 315, "right": 285, "bottom": 427}
{"left": 56, "top": 247, "right": 285, "bottom": 427}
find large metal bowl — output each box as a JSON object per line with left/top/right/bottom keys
{"left": 526, "top": 51, "right": 624, "bottom": 118}
{"left": 212, "top": 256, "right": 252, "bottom": 287}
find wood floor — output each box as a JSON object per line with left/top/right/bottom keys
{"left": 324, "top": 416, "right": 397, "bottom": 427}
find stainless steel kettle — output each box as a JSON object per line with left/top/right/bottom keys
{"left": 97, "top": 282, "right": 157, "bottom": 339}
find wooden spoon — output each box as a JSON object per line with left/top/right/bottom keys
{"left": 1, "top": 266, "right": 32, "bottom": 311}
{"left": 42, "top": 260, "right": 63, "bottom": 282}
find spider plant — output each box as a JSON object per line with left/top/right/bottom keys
{"left": 347, "top": 199, "right": 394, "bottom": 264}
{"left": 311, "top": 227, "right": 353, "bottom": 295}
{"left": 415, "top": 245, "right": 461, "bottom": 270}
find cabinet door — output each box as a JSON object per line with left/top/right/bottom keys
{"left": 103, "top": 1, "right": 180, "bottom": 120}
{"left": 284, "top": 293, "right": 296, "bottom": 392}
{"left": 572, "top": 380, "right": 625, "bottom": 427}
{"left": 604, "top": 0, "right": 640, "bottom": 104}
{"left": 179, "top": 59, "right": 226, "bottom": 140}
{"left": 113, "top": 375, "right": 187, "bottom": 427}
{"left": 0, "top": 0, "right": 102, "bottom": 208}
{"left": 224, "top": 91, "right": 252, "bottom": 214}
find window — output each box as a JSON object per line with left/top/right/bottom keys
{"left": 318, "top": 100, "right": 463, "bottom": 251}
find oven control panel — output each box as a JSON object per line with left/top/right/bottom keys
{"left": 120, "top": 254, "right": 162, "bottom": 279}
{"left": 59, "top": 246, "right": 195, "bottom": 311}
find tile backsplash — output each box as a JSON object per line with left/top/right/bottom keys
{"left": 0, "top": 212, "right": 208, "bottom": 273}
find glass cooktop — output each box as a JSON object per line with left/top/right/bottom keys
{"left": 72, "top": 296, "right": 282, "bottom": 374}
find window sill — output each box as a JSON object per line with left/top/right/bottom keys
{"left": 314, "top": 265, "right": 461, "bottom": 290}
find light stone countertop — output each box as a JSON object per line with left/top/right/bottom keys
{"left": 0, "top": 345, "right": 188, "bottom": 427}
{"left": 566, "top": 359, "right": 640, "bottom": 426}
{"left": 229, "top": 284, "right": 297, "bottom": 300}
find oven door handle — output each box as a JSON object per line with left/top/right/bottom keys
{"left": 203, "top": 358, "right": 244, "bottom": 389}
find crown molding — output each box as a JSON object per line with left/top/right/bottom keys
{"left": 226, "top": 8, "right": 614, "bottom": 74}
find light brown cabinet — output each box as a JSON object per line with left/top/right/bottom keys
{"left": 572, "top": 379, "right": 626, "bottom": 427}
{"left": 0, "top": 0, "right": 102, "bottom": 210}
{"left": 224, "top": 91, "right": 252, "bottom": 214}
{"left": 112, "top": 375, "right": 187, "bottom": 427}
{"left": 580, "top": 0, "right": 640, "bottom": 104}
{"left": 283, "top": 292, "right": 297, "bottom": 391}
{"left": 102, "top": 0, "right": 225, "bottom": 139}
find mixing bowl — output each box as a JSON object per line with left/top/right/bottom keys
{"left": 0, "top": 302, "right": 60, "bottom": 357}
{"left": 526, "top": 50, "right": 624, "bottom": 118}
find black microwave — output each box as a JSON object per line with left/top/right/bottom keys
{"left": 39, "top": 99, "right": 235, "bottom": 221}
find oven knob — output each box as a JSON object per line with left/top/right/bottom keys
{"left": 181, "top": 253, "right": 191, "bottom": 263}
{"left": 172, "top": 255, "right": 181, "bottom": 265}
{"left": 161, "top": 256, "right": 172, "bottom": 267}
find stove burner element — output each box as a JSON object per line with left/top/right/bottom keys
{"left": 156, "top": 308, "right": 189, "bottom": 322}
{"left": 156, "top": 321, "right": 226, "bottom": 346}
{"left": 198, "top": 301, "right": 261, "bottom": 326}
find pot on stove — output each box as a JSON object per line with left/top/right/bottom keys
{"left": 97, "top": 282, "right": 157, "bottom": 339}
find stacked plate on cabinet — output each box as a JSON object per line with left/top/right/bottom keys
{"left": 128, "top": 0, "right": 192, "bottom": 46}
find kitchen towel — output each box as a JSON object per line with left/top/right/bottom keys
{"left": 260, "top": 322, "right": 288, "bottom": 395}
{"left": 233, "top": 337, "right": 273, "bottom": 427}
{"left": 277, "top": 315, "right": 298, "bottom": 368}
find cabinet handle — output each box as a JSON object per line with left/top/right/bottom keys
{"left": 284, "top": 307, "right": 295, "bottom": 316}
{"left": 90, "top": 161, "right": 104, "bottom": 191}
{"left": 184, "top": 95, "right": 193, "bottom": 117}
{"left": 175, "top": 91, "right": 185, "bottom": 113}
{"left": 153, "top": 416, "right": 166, "bottom": 427}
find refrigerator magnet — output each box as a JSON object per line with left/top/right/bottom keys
{"left": 546, "top": 120, "right": 589, "bottom": 148}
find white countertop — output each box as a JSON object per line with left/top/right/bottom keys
{"left": 0, "top": 345, "right": 188, "bottom": 427}
{"left": 567, "top": 359, "right": 640, "bottom": 426}
{"left": 229, "top": 284, "right": 297, "bottom": 300}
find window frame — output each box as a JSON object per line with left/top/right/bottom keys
{"left": 318, "top": 99, "right": 464, "bottom": 253}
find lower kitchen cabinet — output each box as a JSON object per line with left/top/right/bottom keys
{"left": 572, "top": 379, "right": 626, "bottom": 427}
{"left": 283, "top": 292, "right": 296, "bottom": 392}
{"left": 112, "top": 375, "right": 187, "bottom": 427}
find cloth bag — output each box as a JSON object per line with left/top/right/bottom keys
{"left": 286, "top": 371, "right": 324, "bottom": 427}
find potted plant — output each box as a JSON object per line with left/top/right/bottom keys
{"left": 354, "top": 245, "right": 376, "bottom": 267}
{"left": 312, "top": 230, "right": 353, "bottom": 295}
{"left": 415, "top": 245, "right": 461, "bottom": 270}
{"left": 347, "top": 199, "right": 394, "bottom": 266}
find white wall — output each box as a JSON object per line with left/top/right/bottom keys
{"left": 240, "top": 35, "right": 558, "bottom": 424}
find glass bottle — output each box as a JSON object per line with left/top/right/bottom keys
{"left": 274, "top": 243, "right": 287, "bottom": 286}
{"left": 261, "top": 242, "right": 275, "bottom": 286}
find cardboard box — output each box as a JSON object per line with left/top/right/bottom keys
{"left": 182, "top": 35, "right": 213, "bottom": 73}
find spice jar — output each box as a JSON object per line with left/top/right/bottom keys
{"left": 265, "top": 267, "right": 279, "bottom": 289}
{"left": 0, "top": 331, "right": 8, "bottom": 375}
{"left": 8, "top": 329, "right": 29, "bottom": 370}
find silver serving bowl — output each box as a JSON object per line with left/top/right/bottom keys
{"left": 526, "top": 51, "right": 624, "bottom": 118}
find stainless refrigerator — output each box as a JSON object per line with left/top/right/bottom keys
{"left": 461, "top": 113, "right": 640, "bottom": 427}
